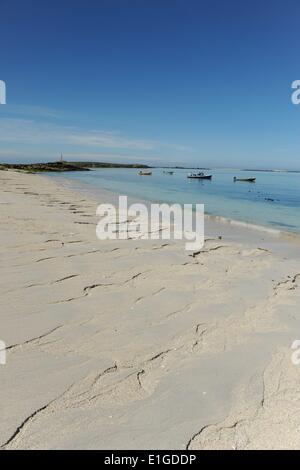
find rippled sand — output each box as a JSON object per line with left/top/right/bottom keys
{"left": 1, "top": 169, "right": 300, "bottom": 450}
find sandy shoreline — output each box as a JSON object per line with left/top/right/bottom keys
{"left": 1, "top": 169, "right": 300, "bottom": 449}
{"left": 48, "top": 172, "right": 300, "bottom": 258}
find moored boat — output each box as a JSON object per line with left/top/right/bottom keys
{"left": 233, "top": 177, "right": 256, "bottom": 182}
{"left": 138, "top": 171, "right": 152, "bottom": 176}
{"left": 187, "top": 172, "right": 212, "bottom": 180}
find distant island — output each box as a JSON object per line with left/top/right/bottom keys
{"left": 0, "top": 161, "right": 151, "bottom": 173}
{"left": 243, "top": 168, "right": 300, "bottom": 173}
{"left": 2, "top": 162, "right": 298, "bottom": 174}
{"left": 0, "top": 161, "right": 213, "bottom": 173}
{"left": 158, "top": 166, "right": 212, "bottom": 170}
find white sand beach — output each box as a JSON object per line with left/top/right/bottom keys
{"left": 1, "top": 169, "right": 300, "bottom": 450}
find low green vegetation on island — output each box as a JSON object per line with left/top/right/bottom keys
{"left": 0, "top": 161, "right": 151, "bottom": 173}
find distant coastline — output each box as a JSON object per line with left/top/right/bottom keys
{"left": 0, "top": 161, "right": 150, "bottom": 173}
{"left": 243, "top": 168, "right": 300, "bottom": 173}
{"left": 0, "top": 161, "right": 212, "bottom": 173}
{"left": 1, "top": 161, "right": 300, "bottom": 174}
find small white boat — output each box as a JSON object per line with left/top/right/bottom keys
{"left": 138, "top": 170, "right": 152, "bottom": 176}
{"left": 187, "top": 172, "right": 212, "bottom": 180}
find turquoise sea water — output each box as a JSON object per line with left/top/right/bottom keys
{"left": 48, "top": 168, "right": 300, "bottom": 234}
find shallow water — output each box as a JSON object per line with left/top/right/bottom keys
{"left": 47, "top": 168, "right": 300, "bottom": 234}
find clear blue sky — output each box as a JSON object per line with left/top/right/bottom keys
{"left": 0, "top": 0, "right": 299, "bottom": 168}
